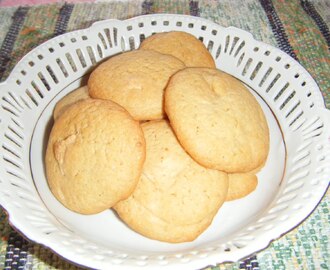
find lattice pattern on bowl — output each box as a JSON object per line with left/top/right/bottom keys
{"left": 0, "top": 14, "right": 329, "bottom": 270}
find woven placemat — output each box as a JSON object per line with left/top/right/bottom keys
{"left": 0, "top": 1, "right": 329, "bottom": 269}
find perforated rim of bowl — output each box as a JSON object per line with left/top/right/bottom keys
{"left": 0, "top": 14, "right": 329, "bottom": 270}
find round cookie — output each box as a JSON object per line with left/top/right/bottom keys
{"left": 88, "top": 50, "right": 185, "bottom": 121}
{"left": 45, "top": 99, "right": 146, "bottom": 214}
{"left": 114, "top": 195, "right": 218, "bottom": 243}
{"left": 226, "top": 173, "right": 258, "bottom": 201}
{"left": 139, "top": 31, "right": 215, "bottom": 68}
{"left": 114, "top": 120, "right": 228, "bottom": 242}
{"left": 226, "top": 162, "right": 265, "bottom": 201}
{"left": 165, "top": 67, "right": 269, "bottom": 173}
{"left": 53, "top": 86, "right": 90, "bottom": 120}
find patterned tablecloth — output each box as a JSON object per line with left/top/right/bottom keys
{"left": 0, "top": 0, "right": 329, "bottom": 269}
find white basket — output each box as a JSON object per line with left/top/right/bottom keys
{"left": 0, "top": 14, "right": 329, "bottom": 270}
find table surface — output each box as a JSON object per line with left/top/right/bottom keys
{"left": 0, "top": 0, "right": 329, "bottom": 269}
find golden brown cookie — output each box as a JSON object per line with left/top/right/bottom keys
{"left": 45, "top": 99, "right": 146, "bottom": 214}
{"left": 114, "top": 195, "right": 218, "bottom": 243}
{"left": 53, "top": 86, "right": 90, "bottom": 120}
{"left": 226, "top": 163, "right": 264, "bottom": 201}
{"left": 226, "top": 173, "right": 258, "bottom": 201}
{"left": 165, "top": 67, "right": 269, "bottom": 173}
{"left": 88, "top": 50, "right": 185, "bottom": 121}
{"left": 114, "top": 120, "right": 228, "bottom": 242}
{"left": 139, "top": 31, "right": 215, "bottom": 68}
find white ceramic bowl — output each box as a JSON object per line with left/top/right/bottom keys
{"left": 0, "top": 14, "right": 329, "bottom": 270}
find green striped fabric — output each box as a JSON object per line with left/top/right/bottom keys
{"left": 0, "top": 1, "right": 329, "bottom": 269}
{"left": 272, "top": 0, "right": 330, "bottom": 108}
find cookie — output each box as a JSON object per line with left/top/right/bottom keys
{"left": 114, "top": 120, "right": 228, "bottom": 242}
{"left": 45, "top": 99, "right": 146, "bottom": 214}
{"left": 139, "top": 31, "right": 215, "bottom": 68}
{"left": 53, "top": 86, "right": 90, "bottom": 120}
{"left": 226, "top": 173, "right": 258, "bottom": 201}
{"left": 226, "top": 163, "right": 264, "bottom": 201}
{"left": 114, "top": 195, "right": 218, "bottom": 243}
{"left": 165, "top": 67, "right": 269, "bottom": 173}
{"left": 88, "top": 50, "right": 185, "bottom": 121}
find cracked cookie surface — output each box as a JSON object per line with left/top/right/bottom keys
{"left": 45, "top": 99, "right": 146, "bottom": 214}
{"left": 165, "top": 67, "right": 269, "bottom": 173}
{"left": 139, "top": 31, "right": 215, "bottom": 68}
{"left": 88, "top": 50, "right": 185, "bottom": 121}
{"left": 114, "top": 120, "right": 228, "bottom": 242}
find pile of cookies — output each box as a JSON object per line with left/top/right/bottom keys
{"left": 45, "top": 31, "right": 269, "bottom": 243}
